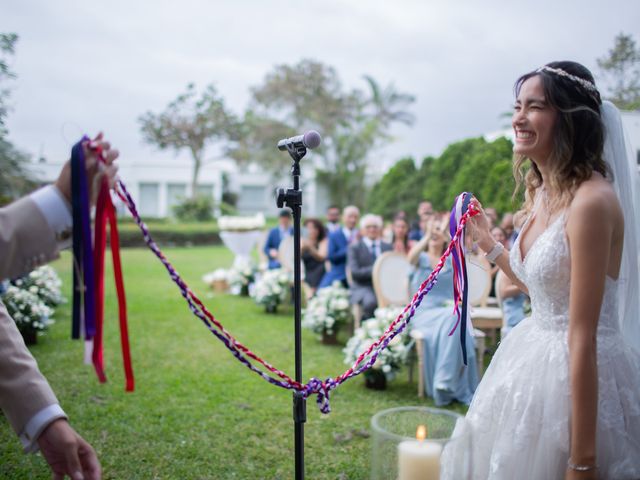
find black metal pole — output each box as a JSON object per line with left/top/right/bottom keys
{"left": 291, "top": 163, "right": 305, "bottom": 480}
{"left": 276, "top": 144, "right": 307, "bottom": 480}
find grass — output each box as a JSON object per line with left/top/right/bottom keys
{"left": 0, "top": 245, "right": 468, "bottom": 479}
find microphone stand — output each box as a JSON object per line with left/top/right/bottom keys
{"left": 276, "top": 142, "right": 307, "bottom": 480}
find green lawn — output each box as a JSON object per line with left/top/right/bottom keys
{"left": 0, "top": 245, "right": 468, "bottom": 479}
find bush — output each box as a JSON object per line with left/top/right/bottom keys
{"left": 172, "top": 196, "right": 214, "bottom": 222}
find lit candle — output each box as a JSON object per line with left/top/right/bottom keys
{"left": 397, "top": 425, "right": 442, "bottom": 480}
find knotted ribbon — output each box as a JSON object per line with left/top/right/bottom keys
{"left": 71, "top": 138, "right": 134, "bottom": 391}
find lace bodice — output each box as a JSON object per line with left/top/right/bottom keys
{"left": 510, "top": 212, "right": 620, "bottom": 335}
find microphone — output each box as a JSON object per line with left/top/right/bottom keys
{"left": 277, "top": 130, "right": 322, "bottom": 151}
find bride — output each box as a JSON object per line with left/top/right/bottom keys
{"left": 443, "top": 61, "right": 640, "bottom": 479}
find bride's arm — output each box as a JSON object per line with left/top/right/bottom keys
{"left": 469, "top": 200, "right": 529, "bottom": 294}
{"left": 565, "top": 192, "right": 614, "bottom": 476}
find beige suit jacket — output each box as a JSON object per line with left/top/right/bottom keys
{"left": 0, "top": 195, "right": 61, "bottom": 437}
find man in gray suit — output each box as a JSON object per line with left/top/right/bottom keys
{"left": 0, "top": 133, "right": 117, "bottom": 480}
{"left": 347, "top": 214, "right": 392, "bottom": 321}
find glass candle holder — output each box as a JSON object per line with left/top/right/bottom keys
{"left": 370, "top": 406, "right": 471, "bottom": 480}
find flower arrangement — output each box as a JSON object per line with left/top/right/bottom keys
{"left": 1, "top": 266, "right": 65, "bottom": 344}
{"left": 2, "top": 285, "right": 54, "bottom": 341}
{"left": 302, "top": 281, "right": 351, "bottom": 337}
{"left": 202, "top": 268, "right": 230, "bottom": 292}
{"left": 343, "top": 307, "right": 412, "bottom": 387}
{"left": 12, "top": 265, "right": 64, "bottom": 307}
{"left": 227, "top": 258, "right": 257, "bottom": 296}
{"left": 218, "top": 213, "right": 265, "bottom": 231}
{"left": 251, "top": 268, "right": 291, "bottom": 312}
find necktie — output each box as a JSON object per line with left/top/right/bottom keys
{"left": 371, "top": 241, "right": 378, "bottom": 260}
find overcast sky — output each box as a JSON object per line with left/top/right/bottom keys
{"left": 1, "top": 0, "right": 638, "bottom": 175}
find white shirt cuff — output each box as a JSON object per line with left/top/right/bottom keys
{"left": 19, "top": 404, "right": 68, "bottom": 453}
{"left": 30, "top": 185, "right": 73, "bottom": 250}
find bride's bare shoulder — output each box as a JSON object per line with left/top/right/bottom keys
{"left": 569, "top": 173, "right": 622, "bottom": 224}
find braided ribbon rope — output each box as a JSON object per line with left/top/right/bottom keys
{"left": 115, "top": 179, "right": 478, "bottom": 413}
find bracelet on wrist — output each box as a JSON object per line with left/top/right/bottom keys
{"left": 567, "top": 459, "right": 597, "bottom": 472}
{"left": 484, "top": 242, "right": 504, "bottom": 263}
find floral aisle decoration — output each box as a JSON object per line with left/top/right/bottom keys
{"left": 2, "top": 265, "right": 65, "bottom": 344}
{"left": 201, "top": 268, "right": 230, "bottom": 293}
{"left": 302, "top": 281, "right": 351, "bottom": 344}
{"left": 251, "top": 268, "right": 291, "bottom": 313}
{"left": 2, "top": 285, "right": 54, "bottom": 344}
{"left": 227, "top": 258, "right": 257, "bottom": 296}
{"left": 12, "top": 265, "right": 64, "bottom": 307}
{"left": 343, "top": 307, "right": 412, "bottom": 389}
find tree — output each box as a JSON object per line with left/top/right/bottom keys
{"left": 367, "top": 157, "right": 423, "bottom": 218}
{"left": 0, "top": 33, "right": 35, "bottom": 206}
{"left": 139, "top": 83, "right": 238, "bottom": 197}
{"left": 231, "top": 59, "right": 415, "bottom": 207}
{"left": 369, "top": 137, "right": 518, "bottom": 220}
{"left": 597, "top": 33, "right": 640, "bottom": 110}
{"left": 0, "top": 33, "right": 18, "bottom": 134}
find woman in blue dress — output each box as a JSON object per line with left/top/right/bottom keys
{"left": 408, "top": 216, "right": 479, "bottom": 406}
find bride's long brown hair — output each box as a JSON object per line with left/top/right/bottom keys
{"left": 512, "top": 61, "right": 609, "bottom": 214}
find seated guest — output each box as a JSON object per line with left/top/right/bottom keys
{"left": 484, "top": 207, "right": 498, "bottom": 229}
{"left": 496, "top": 270, "right": 528, "bottom": 337}
{"left": 263, "top": 209, "right": 293, "bottom": 269}
{"left": 409, "top": 200, "right": 433, "bottom": 241}
{"left": 407, "top": 216, "right": 478, "bottom": 406}
{"left": 391, "top": 215, "right": 411, "bottom": 254}
{"left": 499, "top": 213, "right": 516, "bottom": 247}
{"left": 318, "top": 206, "right": 360, "bottom": 288}
{"left": 488, "top": 226, "right": 509, "bottom": 296}
{"left": 347, "top": 214, "right": 391, "bottom": 320}
{"left": 325, "top": 205, "right": 341, "bottom": 233}
{"left": 301, "top": 218, "right": 328, "bottom": 296}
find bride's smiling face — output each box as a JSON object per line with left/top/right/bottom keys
{"left": 512, "top": 75, "right": 557, "bottom": 165}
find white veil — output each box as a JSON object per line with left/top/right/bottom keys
{"left": 601, "top": 100, "right": 640, "bottom": 354}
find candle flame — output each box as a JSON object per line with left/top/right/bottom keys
{"left": 416, "top": 424, "right": 427, "bottom": 441}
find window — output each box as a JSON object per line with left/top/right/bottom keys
{"left": 237, "top": 185, "right": 266, "bottom": 213}
{"left": 139, "top": 183, "right": 159, "bottom": 217}
{"left": 196, "top": 184, "right": 214, "bottom": 198}
{"left": 167, "top": 183, "right": 187, "bottom": 213}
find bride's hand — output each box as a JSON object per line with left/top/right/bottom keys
{"left": 468, "top": 198, "right": 493, "bottom": 252}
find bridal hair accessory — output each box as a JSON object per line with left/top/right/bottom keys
{"left": 114, "top": 172, "right": 478, "bottom": 413}
{"left": 536, "top": 65, "right": 598, "bottom": 94}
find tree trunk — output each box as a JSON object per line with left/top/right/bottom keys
{"left": 190, "top": 148, "right": 202, "bottom": 199}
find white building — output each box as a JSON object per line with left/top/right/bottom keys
{"left": 29, "top": 155, "right": 330, "bottom": 219}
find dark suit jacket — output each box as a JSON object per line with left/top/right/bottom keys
{"left": 347, "top": 239, "right": 392, "bottom": 301}
{"left": 263, "top": 226, "right": 293, "bottom": 269}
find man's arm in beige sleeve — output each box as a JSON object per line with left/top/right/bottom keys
{"left": 0, "top": 185, "right": 72, "bottom": 282}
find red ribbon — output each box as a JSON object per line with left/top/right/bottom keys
{"left": 92, "top": 176, "right": 134, "bottom": 391}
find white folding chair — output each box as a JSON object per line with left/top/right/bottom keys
{"left": 372, "top": 252, "right": 412, "bottom": 308}
{"left": 467, "top": 254, "right": 503, "bottom": 377}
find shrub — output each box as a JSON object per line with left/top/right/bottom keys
{"left": 172, "top": 195, "right": 214, "bottom": 222}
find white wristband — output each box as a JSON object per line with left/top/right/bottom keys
{"left": 484, "top": 242, "right": 504, "bottom": 263}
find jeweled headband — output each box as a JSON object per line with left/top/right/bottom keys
{"left": 536, "top": 65, "right": 599, "bottom": 95}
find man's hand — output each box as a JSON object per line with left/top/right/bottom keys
{"left": 37, "top": 419, "right": 101, "bottom": 480}
{"left": 55, "top": 132, "right": 119, "bottom": 206}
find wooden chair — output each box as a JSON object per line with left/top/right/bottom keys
{"left": 467, "top": 254, "right": 503, "bottom": 350}
{"left": 466, "top": 255, "right": 502, "bottom": 379}
{"left": 372, "top": 252, "right": 412, "bottom": 308}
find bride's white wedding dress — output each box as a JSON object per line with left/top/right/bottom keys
{"left": 442, "top": 209, "right": 640, "bottom": 479}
